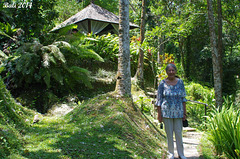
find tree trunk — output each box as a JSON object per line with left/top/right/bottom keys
{"left": 217, "top": 0, "right": 223, "bottom": 92}
{"left": 115, "top": 0, "right": 131, "bottom": 97}
{"left": 134, "top": 0, "right": 146, "bottom": 89}
{"left": 185, "top": 35, "right": 191, "bottom": 79}
{"left": 179, "top": 36, "right": 185, "bottom": 78}
{"left": 207, "top": 0, "right": 223, "bottom": 108}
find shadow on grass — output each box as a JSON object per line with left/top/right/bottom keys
{"left": 22, "top": 119, "right": 134, "bottom": 158}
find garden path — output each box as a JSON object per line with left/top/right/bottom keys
{"left": 174, "top": 128, "right": 203, "bottom": 159}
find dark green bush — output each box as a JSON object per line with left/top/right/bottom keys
{"left": 2, "top": 33, "right": 103, "bottom": 113}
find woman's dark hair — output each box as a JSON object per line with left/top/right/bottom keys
{"left": 165, "top": 63, "right": 177, "bottom": 72}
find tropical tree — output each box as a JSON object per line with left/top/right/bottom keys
{"left": 134, "top": 0, "right": 146, "bottom": 89}
{"left": 207, "top": 0, "right": 223, "bottom": 108}
{"left": 115, "top": 0, "right": 131, "bottom": 97}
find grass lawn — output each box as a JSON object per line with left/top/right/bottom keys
{"left": 11, "top": 92, "right": 167, "bottom": 159}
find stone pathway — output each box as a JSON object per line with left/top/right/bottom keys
{"left": 48, "top": 103, "right": 75, "bottom": 116}
{"left": 174, "top": 128, "right": 203, "bottom": 159}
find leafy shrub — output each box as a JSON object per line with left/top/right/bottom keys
{"left": 135, "top": 96, "right": 152, "bottom": 113}
{"left": 88, "top": 33, "right": 119, "bottom": 62}
{"left": 185, "top": 82, "right": 215, "bottom": 129}
{"left": 185, "top": 82, "right": 215, "bottom": 103}
{"left": 206, "top": 104, "right": 240, "bottom": 158}
{"left": 2, "top": 33, "right": 103, "bottom": 113}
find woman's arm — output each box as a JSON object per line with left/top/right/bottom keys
{"left": 155, "top": 81, "right": 164, "bottom": 122}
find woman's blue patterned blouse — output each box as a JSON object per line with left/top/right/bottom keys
{"left": 155, "top": 79, "right": 187, "bottom": 118}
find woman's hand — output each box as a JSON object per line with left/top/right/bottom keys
{"left": 157, "top": 106, "right": 163, "bottom": 123}
{"left": 158, "top": 114, "right": 163, "bottom": 123}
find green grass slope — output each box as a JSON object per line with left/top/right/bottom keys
{"left": 19, "top": 92, "right": 167, "bottom": 158}
{"left": 0, "top": 77, "right": 35, "bottom": 158}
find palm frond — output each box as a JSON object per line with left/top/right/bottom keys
{"left": 51, "top": 68, "right": 64, "bottom": 85}
{"left": 0, "top": 30, "right": 15, "bottom": 40}
{"left": 16, "top": 43, "right": 34, "bottom": 54}
{"left": 15, "top": 53, "right": 38, "bottom": 74}
{"left": 32, "top": 40, "right": 43, "bottom": 53}
{"left": 43, "top": 70, "right": 51, "bottom": 88}
{"left": 48, "top": 45, "right": 66, "bottom": 63}
{"left": 52, "top": 41, "right": 71, "bottom": 49}
{"left": 58, "top": 24, "right": 78, "bottom": 35}
{"left": 76, "top": 47, "right": 104, "bottom": 62}
{"left": 70, "top": 66, "right": 90, "bottom": 75}
{"left": 0, "top": 50, "right": 8, "bottom": 58}
{"left": 41, "top": 45, "right": 66, "bottom": 64}
{"left": 42, "top": 53, "right": 50, "bottom": 68}
{"left": 69, "top": 66, "right": 92, "bottom": 88}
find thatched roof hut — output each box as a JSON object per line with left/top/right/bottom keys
{"left": 51, "top": 3, "right": 139, "bottom": 35}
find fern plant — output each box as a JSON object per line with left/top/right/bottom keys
{"left": 2, "top": 33, "right": 103, "bottom": 112}
{"left": 6, "top": 34, "right": 103, "bottom": 88}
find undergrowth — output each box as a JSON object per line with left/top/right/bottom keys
{"left": 0, "top": 77, "right": 35, "bottom": 158}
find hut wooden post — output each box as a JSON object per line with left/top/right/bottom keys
{"left": 88, "top": 20, "right": 91, "bottom": 34}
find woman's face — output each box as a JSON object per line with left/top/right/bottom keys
{"left": 166, "top": 66, "right": 176, "bottom": 78}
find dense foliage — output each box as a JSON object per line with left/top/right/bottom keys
{"left": 1, "top": 30, "right": 103, "bottom": 113}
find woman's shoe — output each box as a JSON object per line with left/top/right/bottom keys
{"left": 168, "top": 154, "right": 174, "bottom": 159}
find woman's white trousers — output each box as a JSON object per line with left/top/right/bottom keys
{"left": 163, "top": 118, "right": 184, "bottom": 157}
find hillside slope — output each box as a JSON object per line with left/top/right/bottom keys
{"left": 0, "top": 77, "right": 35, "bottom": 158}
{"left": 65, "top": 92, "right": 167, "bottom": 158}
{"left": 18, "top": 92, "right": 167, "bottom": 158}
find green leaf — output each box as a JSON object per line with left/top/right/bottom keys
{"left": 70, "top": 66, "right": 90, "bottom": 75}
{"left": 78, "top": 48, "right": 104, "bottom": 62}
{"left": 69, "top": 66, "right": 92, "bottom": 88}
{"left": 51, "top": 68, "right": 64, "bottom": 85}
{"left": 52, "top": 41, "right": 71, "bottom": 49}
{"left": 49, "top": 45, "right": 66, "bottom": 63}
{"left": 0, "top": 30, "right": 14, "bottom": 40}
{"left": 43, "top": 71, "right": 51, "bottom": 88}
{"left": 0, "top": 65, "right": 5, "bottom": 73}
{"left": 42, "top": 53, "right": 50, "bottom": 68}
{"left": 0, "top": 50, "right": 8, "bottom": 58}
{"left": 58, "top": 24, "right": 78, "bottom": 35}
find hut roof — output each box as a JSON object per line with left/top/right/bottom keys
{"left": 51, "top": 3, "right": 139, "bottom": 33}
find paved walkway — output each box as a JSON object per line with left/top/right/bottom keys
{"left": 174, "top": 128, "right": 203, "bottom": 159}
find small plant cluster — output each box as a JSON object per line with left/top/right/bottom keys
{"left": 136, "top": 96, "right": 152, "bottom": 113}
{"left": 206, "top": 104, "right": 240, "bottom": 158}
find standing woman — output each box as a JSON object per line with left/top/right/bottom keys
{"left": 155, "top": 63, "right": 187, "bottom": 159}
